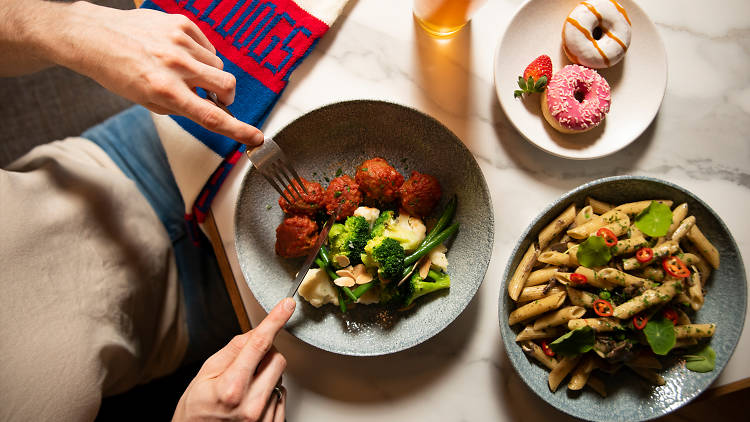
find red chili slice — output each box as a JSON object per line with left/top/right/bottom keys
{"left": 593, "top": 299, "right": 614, "bottom": 317}
{"left": 636, "top": 247, "right": 654, "bottom": 263}
{"left": 663, "top": 308, "right": 679, "bottom": 325}
{"left": 569, "top": 273, "right": 588, "bottom": 285}
{"left": 596, "top": 227, "right": 618, "bottom": 247}
{"left": 633, "top": 314, "right": 648, "bottom": 330}
{"left": 662, "top": 256, "right": 691, "bottom": 278}
{"left": 541, "top": 340, "right": 555, "bottom": 357}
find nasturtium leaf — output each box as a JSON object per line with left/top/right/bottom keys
{"left": 577, "top": 236, "right": 612, "bottom": 268}
{"left": 634, "top": 201, "right": 673, "bottom": 237}
{"left": 549, "top": 326, "right": 595, "bottom": 356}
{"left": 643, "top": 316, "right": 676, "bottom": 355}
{"left": 684, "top": 345, "right": 716, "bottom": 373}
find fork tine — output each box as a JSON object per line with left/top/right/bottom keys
{"left": 270, "top": 164, "right": 302, "bottom": 203}
{"left": 283, "top": 158, "right": 309, "bottom": 195}
{"left": 260, "top": 169, "right": 294, "bottom": 204}
{"left": 273, "top": 161, "right": 303, "bottom": 201}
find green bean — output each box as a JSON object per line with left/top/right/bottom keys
{"left": 423, "top": 195, "right": 457, "bottom": 245}
{"left": 352, "top": 280, "right": 376, "bottom": 299}
{"left": 404, "top": 222, "right": 459, "bottom": 267}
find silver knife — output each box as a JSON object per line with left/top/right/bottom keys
{"left": 287, "top": 211, "right": 338, "bottom": 297}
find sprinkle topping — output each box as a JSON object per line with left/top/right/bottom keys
{"left": 544, "top": 65, "right": 611, "bottom": 131}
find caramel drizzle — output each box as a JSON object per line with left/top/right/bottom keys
{"left": 582, "top": 2, "right": 628, "bottom": 50}
{"left": 566, "top": 17, "right": 610, "bottom": 66}
{"left": 608, "top": 0, "right": 631, "bottom": 25}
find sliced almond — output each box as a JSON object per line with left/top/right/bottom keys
{"left": 355, "top": 272, "right": 373, "bottom": 285}
{"left": 398, "top": 261, "right": 419, "bottom": 286}
{"left": 333, "top": 276, "right": 355, "bottom": 287}
{"left": 335, "top": 269, "right": 355, "bottom": 279}
{"left": 333, "top": 254, "right": 350, "bottom": 268}
{"left": 352, "top": 264, "right": 367, "bottom": 278}
{"left": 418, "top": 258, "right": 432, "bottom": 279}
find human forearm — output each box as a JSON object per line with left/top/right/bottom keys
{"left": 0, "top": 0, "right": 68, "bottom": 76}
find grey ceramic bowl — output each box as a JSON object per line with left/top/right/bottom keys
{"left": 498, "top": 176, "right": 746, "bottom": 422}
{"left": 235, "top": 100, "right": 493, "bottom": 356}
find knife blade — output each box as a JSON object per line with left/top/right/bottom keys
{"left": 287, "top": 210, "right": 338, "bottom": 298}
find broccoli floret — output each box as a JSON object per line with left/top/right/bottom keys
{"left": 328, "top": 216, "right": 370, "bottom": 267}
{"left": 361, "top": 236, "right": 405, "bottom": 281}
{"left": 402, "top": 270, "right": 450, "bottom": 307}
{"left": 370, "top": 210, "right": 394, "bottom": 239}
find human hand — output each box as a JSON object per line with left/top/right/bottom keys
{"left": 172, "top": 298, "right": 295, "bottom": 421}
{"left": 49, "top": 1, "right": 263, "bottom": 145}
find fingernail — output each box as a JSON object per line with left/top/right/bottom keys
{"left": 283, "top": 297, "right": 296, "bottom": 312}
{"left": 248, "top": 129, "right": 264, "bottom": 146}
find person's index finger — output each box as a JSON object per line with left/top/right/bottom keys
{"left": 215, "top": 298, "right": 295, "bottom": 405}
{"left": 172, "top": 88, "right": 263, "bottom": 145}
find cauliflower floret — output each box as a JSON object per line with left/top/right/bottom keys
{"left": 383, "top": 213, "right": 426, "bottom": 252}
{"left": 298, "top": 268, "right": 339, "bottom": 308}
{"left": 353, "top": 206, "right": 380, "bottom": 227}
{"left": 428, "top": 243, "right": 448, "bottom": 272}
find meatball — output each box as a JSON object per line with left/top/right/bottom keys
{"left": 278, "top": 178, "right": 324, "bottom": 216}
{"left": 323, "top": 175, "right": 362, "bottom": 220}
{"left": 399, "top": 171, "right": 442, "bottom": 217}
{"left": 275, "top": 215, "right": 319, "bottom": 258}
{"left": 355, "top": 157, "right": 404, "bottom": 205}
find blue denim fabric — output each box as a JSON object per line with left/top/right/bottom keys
{"left": 82, "top": 106, "right": 239, "bottom": 365}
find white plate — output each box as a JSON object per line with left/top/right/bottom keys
{"left": 494, "top": 0, "right": 667, "bottom": 159}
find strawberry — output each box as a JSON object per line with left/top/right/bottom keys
{"left": 513, "top": 55, "right": 552, "bottom": 98}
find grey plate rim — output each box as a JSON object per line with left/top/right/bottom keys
{"left": 497, "top": 175, "right": 747, "bottom": 421}
{"left": 234, "top": 99, "right": 494, "bottom": 356}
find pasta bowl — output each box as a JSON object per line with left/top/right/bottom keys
{"left": 498, "top": 176, "right": 746, "bottom": 421}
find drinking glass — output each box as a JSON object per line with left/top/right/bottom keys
{"left": 413, "top": 0, "right": 488, "bottom": 38}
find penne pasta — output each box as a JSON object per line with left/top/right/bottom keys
{"left": 586, "top": 375, "right": 607, "bottom": 397}
{"left": 509, "top": 291, "right": 566, "bottom": 326}
{"left": 687, "top": 271, "right": 704, "bottom": 311}
{"left": 687, "top": 225, "right": 719, "bottom": 269}
{"left": 614, "top": 200, "right": 673, "bottom": 217}
{"left": 508, "top": 244, "right": 539, "bottom": 301}
{"left": 568, "top": 355, "right": 597, "bottom": 391}
{"left": 681, "top": 252, "right": 711, "bottom": 283}
{"left": 674, "top": 324, "right": 716, "bottom": 339}
{"left": 627, "top": 365, "right": 666, "bottom": 386}
{"left": 515, "top": 325, "right": 565, "bottom": 342}
{"left": 586, "top": 197, "right": 613, "bottom": 214}
{"left": 597, "top": 268, "right": 658, "bottom": 289}
{"left": 673, "top": 338, "right": 698, "bottom": 349}
{"left": 623, "top": 240, "right": 679, "bottom": 271}
{"left": 568, "top": 318, "right": 623, "bottom": 332}
{"left": 573, "top": 266, "right": 614, "bottom": 290}
{"left": 549, "top": 355, "right": 581, "bottom": 392}
{"left": 521, "top": 341, "right": 558, "bottom": 370}
{"left": 574, "top": 205, "right": 595, "bottom": 227}
{"left": 517, "top": 284, "right": 565, "bottom": 303}
{"left": 538, "top": 251, "right": 573, "bottom": 266}
{"left": 533, "top": 306, "right": 586, "bottom": 330}
{"left": 538, "top": 204, "right": 576, "bottom": 250}
{"left": 566, "top": 286, "right": 597, "bottom": 308}
{"left": 671, "top": 215, "right": 696, "bottom": 243}
{"left": 613, "top": 279, "right": 684, "bottom": 319}
{"left": 526, "top": 267, "right": 559, "bottom": 287}
{"left": 665, "top": 203, "right": 688, "bottom": 239}
{"left": 567, "top": 209, "right": 628, "bottom": 240}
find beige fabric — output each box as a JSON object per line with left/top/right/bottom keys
{"left": 0, "top": 138, "right": 188, "bottom": 421}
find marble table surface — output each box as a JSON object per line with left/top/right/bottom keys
{"left": 211, "top": 0, "right": 750, "bottom": 420}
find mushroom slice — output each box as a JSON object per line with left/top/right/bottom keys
{"left": 333, "top": 276, "right": 355, "bottom": 288}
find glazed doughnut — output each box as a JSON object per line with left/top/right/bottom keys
{"left": 562, "top": 0, "right": 631, "bottom": 69}
{"left": 541, "top": 64, "right": 611, "bottom": 134}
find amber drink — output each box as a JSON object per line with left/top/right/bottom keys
{"left": 413, "top": 0, "right": 488, "bottom": 38}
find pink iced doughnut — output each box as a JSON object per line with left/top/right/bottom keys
{"left": 541, "top": 64, "right": 611, "bottom": 134}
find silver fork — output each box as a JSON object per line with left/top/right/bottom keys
{"left": 206, "top": 91, "right": 308, "bottom": 204}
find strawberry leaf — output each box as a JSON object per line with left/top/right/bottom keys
{"left": 534, "top": 76, "right": 548, "bottom": 91}
{"left": 514, "top": 90, "right": 524, "bottom": 99}
{"left": 527, "top": 76, "right": 534, "bottom": 90}
{"left": 517, "top": 76, "right": 526, "bottom": 90}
